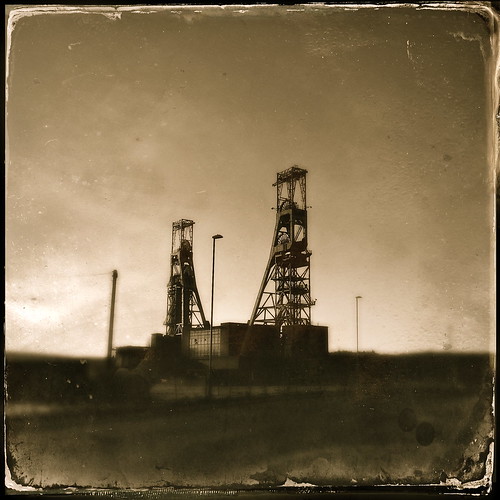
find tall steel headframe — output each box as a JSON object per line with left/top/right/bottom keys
{"left": 164, "top": 219, "right": 209, "bottom": 336}
{"left": 249, "top": 166, "right": 314, "bottom": 329}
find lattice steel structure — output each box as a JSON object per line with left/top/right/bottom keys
{"left": 249, "top": 166, "right": 314, "bottom": 329}
{"left": 164, "top": 219, "right": 209, "bottom": 336}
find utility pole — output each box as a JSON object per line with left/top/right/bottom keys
{"left": 107, "top": 270, "right": 118, "bottom": 366}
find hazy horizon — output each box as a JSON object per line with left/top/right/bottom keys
{"left": 5, "top": 4, "right": 496, "bottom": 357}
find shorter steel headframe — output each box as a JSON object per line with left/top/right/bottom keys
{"left": 164, "top": 219, "right": 209, "bottom": 336}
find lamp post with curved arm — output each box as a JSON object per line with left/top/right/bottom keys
{"left": 207, "top": 234, "right": 223, "bottom": 398}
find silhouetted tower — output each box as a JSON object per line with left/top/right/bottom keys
{"left": 164, "top": 219, "right": 209, "bottom": 336}
{"left": 249, "top": 166, "right": 314, "bottom": 329}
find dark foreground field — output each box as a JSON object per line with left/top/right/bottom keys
{"left": 5, "top": 353, "right": 495, "bottom": 494}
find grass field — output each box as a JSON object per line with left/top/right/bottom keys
{"left": 5, "top": 356, "right": 494, "bottom": 493}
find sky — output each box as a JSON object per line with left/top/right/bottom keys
{"left": 5, "top": 4, "right": 497, "bottom": 357}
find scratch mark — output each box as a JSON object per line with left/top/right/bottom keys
{"left": 62, "top": 72, "right": 93, "bottom": 85}
{"left": 449, "top": 31, "right": 486, "bottom": 59}
{"left": 406, "top": 40, "right": 416, "bottom": 68}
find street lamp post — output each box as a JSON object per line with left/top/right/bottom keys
{"left": 355, "top": 295, "right": 362, "bottom": 353}
{"left": 207, "top": 234, "right": 223, "bottom": 399}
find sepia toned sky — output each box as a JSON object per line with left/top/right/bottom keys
{"left": 5, "top": 4, "right": 497, "bottom": 357}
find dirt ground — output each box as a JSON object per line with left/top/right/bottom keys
{"left": 5, "top": 372, "right": 494, "bottom": 493}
